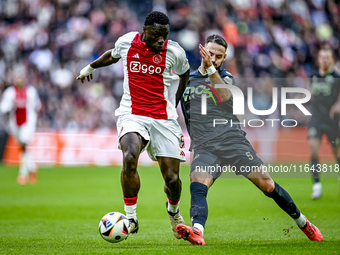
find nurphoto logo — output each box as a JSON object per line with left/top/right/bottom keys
{"left": 201, "top": 84, "right": 312, "bottom": 128}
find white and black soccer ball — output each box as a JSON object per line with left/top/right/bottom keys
{"left": 99, "top": 212, "right": 130, "bottom": 243}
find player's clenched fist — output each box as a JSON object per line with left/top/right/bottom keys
{"left": 76, "top": 64, "right": 95, "bottom": 83}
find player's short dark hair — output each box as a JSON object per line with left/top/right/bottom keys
{"left": 144, "top": 11, "right": 170, "bottom": 26}
{"left": 206, "top": 34, "right": 228, "bottom": 51}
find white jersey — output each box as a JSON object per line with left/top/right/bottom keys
{"left": 111, "top": 32, "right": 190, "bottom": 119}
{"left": 0, "top": 85, "right": 41, "bottom": 135}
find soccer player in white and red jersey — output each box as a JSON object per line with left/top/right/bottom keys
{"left": 0, "top": 71, "right": 41, "bottom": 185}
{"left": 77, "top": 11, "right": 190, "bottom": 238}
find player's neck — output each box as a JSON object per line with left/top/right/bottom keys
{"left": 319, "top": 66, "right": 333, "bottom": 76}
{"left": 140, "top": 33, "right": 150, "bottom": 48}
{"left": 140, "top": 33, "right": 146, "bottom": 46}
{"left": 15, "top": 85, "right": 25, "bottom": 91}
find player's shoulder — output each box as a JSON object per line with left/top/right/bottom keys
{"left": 116, "top": 31, "right": 139, "bottom": 44}
{"left": 0, "top": 86, "right": 15, "bottom": 101}
{"left": 2, "top": 86, "right": 15, "bottom": 95}
{"left": 188, "top": 68, "right": 234, "bottom": 84}
{"left": 219, "top": 68, "right": 234, "bottom": 78}
{"left": 219, "top": 68, "right": 234, "bottom": 84}
{"left": 26, "top": 85, "right": 38, "bottom": 93}
{"left": 189, "top": 69, "right": 200, "bottom": 78}
{"left": 332, "top": 70, "right": 340, "bottom": 78}
{"left": 166, "top": 39, "right": 186, "bottom": 54}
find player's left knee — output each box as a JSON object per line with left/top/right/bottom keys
{"left": 260, "top": 178, "right": 275, "bottom": 194}
{"left": 164, "top": 173, "right": 180, "bottom": 187}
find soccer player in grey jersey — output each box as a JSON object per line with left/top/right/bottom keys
{"left": 308, "top": 46, "right": 340, "bottom": 199}
{"left": 176, "top": 34, "right": 323, "bottom": 245}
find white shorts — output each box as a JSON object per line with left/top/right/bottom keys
{"left": 116, "top": 114, "right": 186, "bottom": 162}
{"left": 10, "top": 120, "right": 36, "bottom": 145}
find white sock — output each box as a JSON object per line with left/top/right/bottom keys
{"left": 19, "top": 152, "right": 29, "bottom": 177}
{"left": 167, "top": 200, "right": 179, "bottom": 213}
{"left": 24, "top": 152, "right": 37, "bottom": 173}
{"left": 124, "top": 204, "right": 137, "bottom": 221}
{"left": 294, "top": 213, "right": 307, "bottom": 228}
{"left": 193, "top": 223, "right": 204, "bottom": 235}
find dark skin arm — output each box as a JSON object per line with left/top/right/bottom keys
{"left": 176, "top": 69, "right": 190, "bottom": 107}
{"left": 76, "top": 50, "right": 120, "bottom": 83}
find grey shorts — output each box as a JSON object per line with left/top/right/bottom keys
{"left": 191, "top": 143, "right": 263, "bottom": 180}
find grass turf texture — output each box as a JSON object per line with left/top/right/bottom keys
{"left": 0, "top": 164, "right": 339, "bottom": 254}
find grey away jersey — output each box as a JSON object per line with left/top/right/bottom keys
{"left": 181, "top": 68, "right": 247, "bottom": 150}
{"left": 310, "top": 70, "right": 340, "bottom": 127}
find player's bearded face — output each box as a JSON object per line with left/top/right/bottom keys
{"left": 204, "top": 42, "right": 227, "bottom": 69}
{"left": 143, "top": 24, "right": 170, "bottom": 52}
{"left": 318, "top": 50, "right": 334, "bottom": 72}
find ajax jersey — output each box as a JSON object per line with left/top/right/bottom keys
{"left": 112, "top": 32, "right": 190, "bottom": 119}
{"left": 0, "top": 85, "right": 41, "bottom": 129}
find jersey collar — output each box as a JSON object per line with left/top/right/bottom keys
{"left": 319, "top": 66, "right": 334, "bottom": 76}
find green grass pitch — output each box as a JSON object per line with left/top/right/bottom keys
{"left": 1, "top": 164, "right": 339, "bottom": 254}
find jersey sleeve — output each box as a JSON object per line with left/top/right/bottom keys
{"left": 111, "top": 35, "right": 125, "bottom": 59}
{"left": 32, "top": 87, "right": 42, "bottom": 111}
{"left": 336, "top": 72, "right": 340, "bottom": 96}
{"left": 221, "top": 71, "right": 235, "bottom": 85}
{"left": 171, "top": 44, "right": 190, "bottom": 75}
{"left": 181, "top": 97, "right": 190, "bottom": 135}
{"left": 0, "top": 87, "right": 14, "bottom": 114}
{"left": 181, "top": 80, "right": 192, "bottom": 134}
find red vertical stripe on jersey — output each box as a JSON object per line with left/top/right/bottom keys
{"left": 127, "top": 34, "right": 168, "bottom": 119}
{"left": 14, "top": 87, "right": 27, "bottom": 126}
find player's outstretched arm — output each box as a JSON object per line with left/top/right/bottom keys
{"left": 176, "top": 69, "right": 190, "bottom": 107}
{"left": 76, "top": 50, "right": 120, "bottom": 83}
{"left": 199, "top": 44, "right": 231, "bottom": 102}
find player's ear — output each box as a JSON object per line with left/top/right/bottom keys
{"left": 223, "top": 53, "right": 227, "bottom": 61}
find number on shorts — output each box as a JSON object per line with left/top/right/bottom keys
{"left": 246, "top": 151, "right": 253, "bottom": 160}
{"left": 179, "top": 135, "right": 185, "bottom": 149}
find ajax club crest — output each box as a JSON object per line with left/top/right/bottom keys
{"left": 153, "top": 54, "right": 162, "bottom": 64}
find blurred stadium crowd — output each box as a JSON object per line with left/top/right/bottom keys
{"left": 0, "top": 0, "right": 339, "bottom": 130}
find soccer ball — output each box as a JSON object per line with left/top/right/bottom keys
{"left": 99, "top": 212, "right": 130, "bottom": 243}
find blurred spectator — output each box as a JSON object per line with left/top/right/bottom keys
{"left": 0, "top": 0, "right": 339, "bottom": 130}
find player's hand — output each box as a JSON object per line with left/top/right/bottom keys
{"left": 330, "top": 102, "right": 340, "bottom": 119}
{"left": 199, "top": 44, "right": 213, "bottom": 70}
{"left": 76, "top": 64, "right": 95, "bottom": 83}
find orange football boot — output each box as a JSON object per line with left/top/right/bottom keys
{"left": 176, "top": 224, "right": 205, "bottom": 245}
{"left": 300, "top": 219, "right": 323, "bottom": 241}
